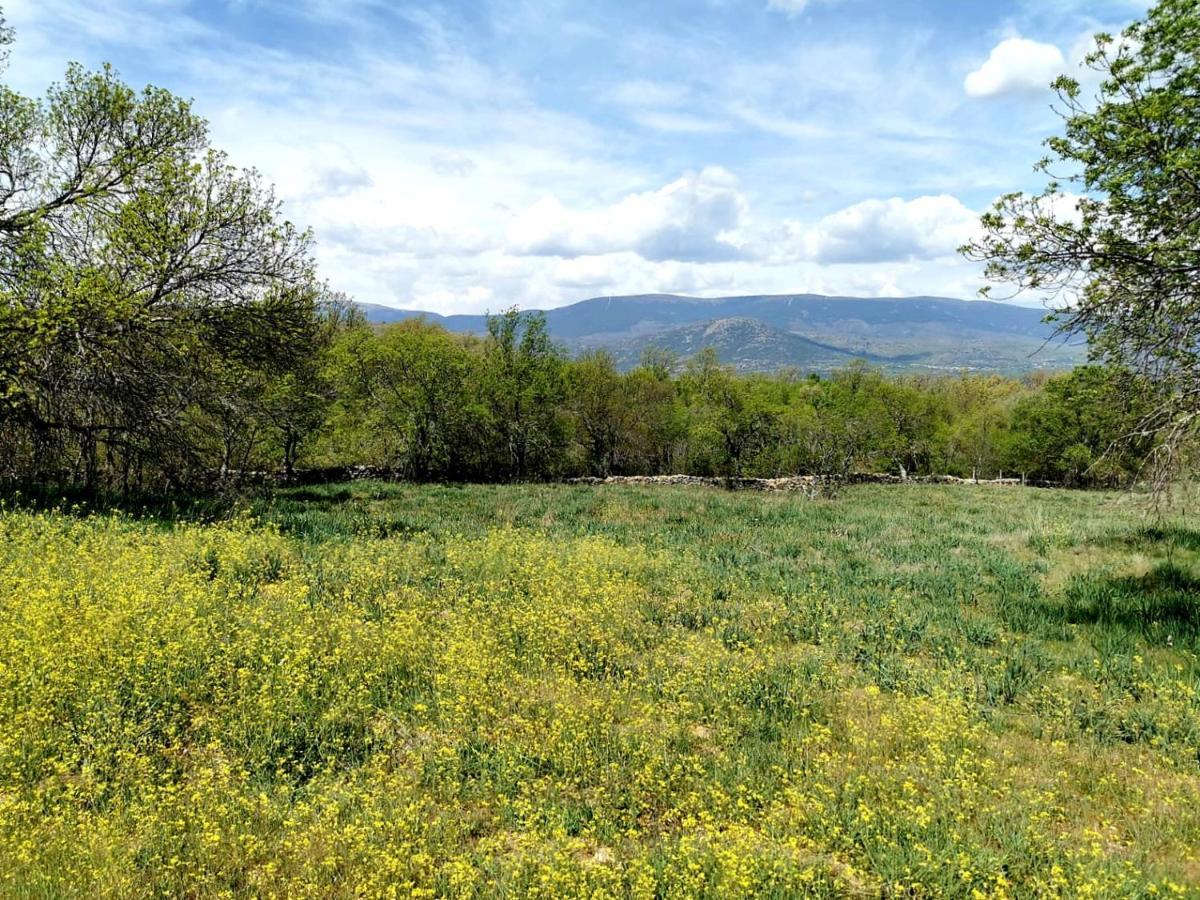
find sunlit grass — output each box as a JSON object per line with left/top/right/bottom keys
{"left": 1, "top": 484, "right": 1197, "bottom": 897}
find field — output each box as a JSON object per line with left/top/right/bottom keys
{"left": 1, "top": 482, "right": 1199, "bottom": 898}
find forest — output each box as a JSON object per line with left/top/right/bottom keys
{"left": 0, "top": 302, "right": 1163, "bottom": 491}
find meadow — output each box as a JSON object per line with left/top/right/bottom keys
{"left": 1, "top": 482, "right": 1198, "bottom": 897}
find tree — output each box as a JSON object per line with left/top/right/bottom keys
{"left": 963, "top": 0, "right": 1200, "bottom": 489}
{"left": 0, "top": 43, "right": 321, "bottom": 489}
{"left": 621, "top": 363, "right": 686, "bottom": 474}
{"left": 926, "top": 374, "right": 1023, "bottom": 479}
{"left": 565, "top": 351, "right": 628, "bottom": 476}
{"left": 262, "top": 293, "right": 358, "bottom": 478}
{"left": 0, "top": 11, "right": 10, "bottom": 71}
{"left": 1004, "top": 366, "right": 1157, "bottom": 486}
{"left": 803, "top": 364, "right": 900, "bottom": 477}
{"left": 480, "top": 310, "right": 567, "bottom": 480}
{"left": 329, "top": 318, "right": 475, "bottom": 479}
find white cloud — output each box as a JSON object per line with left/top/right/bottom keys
{"left": 509, "top": 168, "right": 750, "bottom": 263}
{"left": 803, "top": 195, "right": 980, "bottom": 264}
{"left": 964, "top": 37, "right": 1066, "bottom": 99}
{"left": 552, "top": 255, "right": 627, "bottom": 289}
{"left": 304, "top": 157, "right": 373, "bottom": 200}
{"left": 629, "top": 111, "right": 729, "bottom": 134}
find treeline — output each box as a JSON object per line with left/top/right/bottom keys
{"left": 307, "top": 312, "right": 1158, "bottom": 487}
{"left": 0, "top": 295, "right": 1161, "bottom": 491}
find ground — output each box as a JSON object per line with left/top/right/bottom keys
{"left": 1, "top": 482, "right": 1198, "bottom": 897}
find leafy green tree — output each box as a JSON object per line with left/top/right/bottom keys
{"left": 480, "top": 310, "right": 568, "bottom": 480}
{"left": 1005, "top": 366, "right": 1157, "bottom": 486}
{"left": 638, "top": 345, "right": 678, "bottom": 380}
{"left": 678, "top": 349, "right": 783, "bottom": 477}
{"left": 620, "top": 364, "right": 686, "bottom": 474}
{"left": 964, "top": 0, "right": 1200, "bottom": 487}
{"left": 565, "top": 351, "right": 628, "bottom": 476}
{"left": 802, "top": 364, "right": 901, "bottom": 476}
{"left": 876, "top": 379, "right": 938, "bottom": 477}
{"left": 926, "top": 374, "right": 1024, "bottom": 479}
{"left": 0, "top": 40, "right": 320, "bottom": 488}
{"left": 328, "top": 318, "right": 476, "bottom": 479}
{"left": 262, "top": 293, "right": 359, "bottom": 477}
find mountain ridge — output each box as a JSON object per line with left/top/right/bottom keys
{"left": 355, "top": 293, "right": 1084, "bottom": 374}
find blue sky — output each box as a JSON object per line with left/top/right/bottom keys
{"left": 6, "top": 0, "right": 1152, "bottom": 312}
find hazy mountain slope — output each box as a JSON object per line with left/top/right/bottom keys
{"left": 356, "top": 293, "right": 1087, "bottom": 373}
{"left": 611, "top": 318, "right": 893, "bottom": 373}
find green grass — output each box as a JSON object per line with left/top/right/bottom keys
{"left": 2, "top": 481, "right": 1198, "bottom": 896}
{"left": 263, "top": 479, "right": 1200, "bottom": 672}
{"left": 259, "top": 483, "right": 1199, "bottom": 650}
{"left": 258, "top": 482, "right": 1200, "bottom": 884}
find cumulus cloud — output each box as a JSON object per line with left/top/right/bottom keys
{"left": 964, "top": 37, "right": 1066, "bottom": 98}
{"left": 805, "top": 195, "right": 979, "bottom": 264}
{"left": 509, "top": 167, "right": 749, "bottom": 263}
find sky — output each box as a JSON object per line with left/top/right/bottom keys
{"left": 5, "top": 0, "right": 1153, "bottom": 313}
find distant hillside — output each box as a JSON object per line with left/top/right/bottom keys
{"left": 356, "top": 293, "right": 1086, "bottom": 374}
{"left": 611, "top": 317, "right": 894, "bottom": 372}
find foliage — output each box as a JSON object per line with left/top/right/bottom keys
{"left": 0, "top": 49, "right": 329, "bottom": 490}
{"left": 314, "top": 314, "right": 1159, "bottom": 487}
{"left": 1, "top": 483, "right": 1199, "bottom": 896}
{"left": 964, "top": 0, "right": 1200, "bottom": 489}
{"left": 1006, "top": 367, "right": 1159, "bottom": 486}
{"left": 480, "top": 309, "right": 569, "bottom": 480}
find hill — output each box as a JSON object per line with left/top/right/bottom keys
{"left": 357, "top": 293, "right": 1087, "bottom": 373}
{"left": 610, "top": 317, "right": 892, "bottom": 372}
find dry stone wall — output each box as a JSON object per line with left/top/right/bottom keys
{"left": 565, "top": 474, "right": 1027, "bottom": 493}
{"left": 266, "top": 469, "right": 1035, "bottom": 490}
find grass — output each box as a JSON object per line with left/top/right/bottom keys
{"left": 0, "top": 481, "right": 1198, "bottom": 897}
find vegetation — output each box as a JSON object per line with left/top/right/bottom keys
{"left": 310, "top": 319, "right": 1160, "bottom": 487}
{"left": 2, "top": 1, "right": 1199, "bottom": 895}
{"left": 0, "top": 29, "right": 337, "bottom": 492}
{"left": 0, "top": 282, "right": 1166, "bottom": 490}
{"left": 0, "top": 11, "right": 1185, "bottom": 494}
{"left": 965, "top": 0, "right": 1200, "bottom": 490}
{"left": 1, "top": 482, "right": 1198, "bottom": 896}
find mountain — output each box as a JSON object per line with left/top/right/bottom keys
{"left": 611, "top": 318, "right": 900, "bottom": 372}
{"left": 356, "top": 293, "right": 1087, "bottom": 374}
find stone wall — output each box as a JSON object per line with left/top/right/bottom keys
{"left": 263, "top": 469, "right": 1035, "bottom": 491}
{"left": 565, "top": 473, "right": 1028, "bottom": 493}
